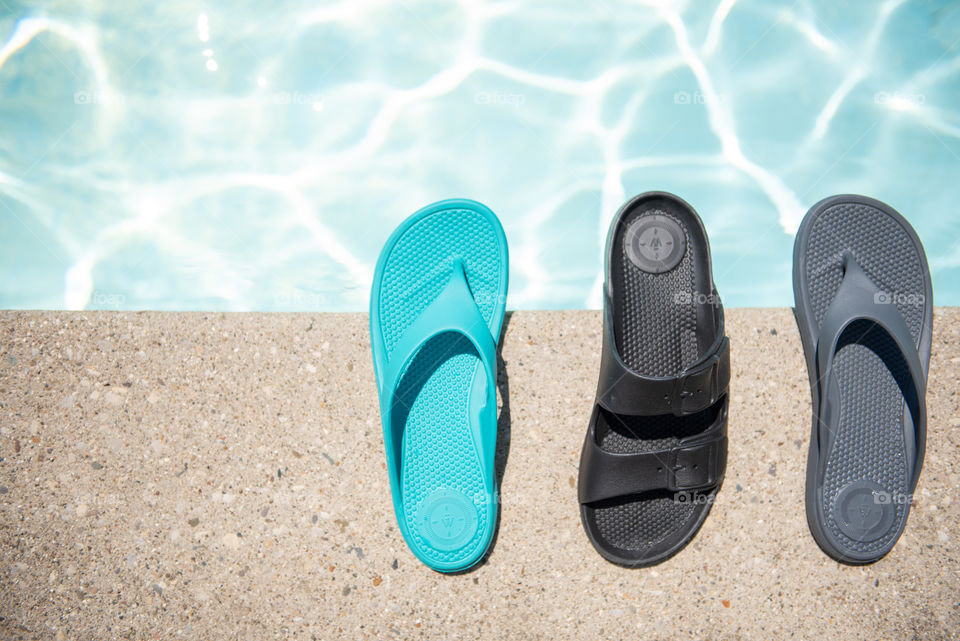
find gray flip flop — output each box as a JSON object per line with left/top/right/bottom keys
{"left": 793, "top": 194, "right": 932, "bottom": 564}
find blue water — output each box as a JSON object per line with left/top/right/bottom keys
{"left": 1, "top": 0, "right": 958, "bottom": 311}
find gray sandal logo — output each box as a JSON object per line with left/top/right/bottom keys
{"left": 833, "top": 481, "right": 895, "bottom": 542}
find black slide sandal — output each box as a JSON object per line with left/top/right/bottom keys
{"left": 793, "top": 195, "right": 932, "bottom": 564}
{"left": 578, "top": 192, "right": 730, "bottom": 567}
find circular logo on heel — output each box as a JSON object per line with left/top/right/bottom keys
{"left": 415, "top": 489, "right": 478, "bottom": 552}
{"left": 833, "top": 480, "right": 895, "bottom": 542}
{"left": 624, "top": 214, "right": 685, "bottom": 273}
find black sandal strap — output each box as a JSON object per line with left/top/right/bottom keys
{"left": 595, "top": 301, "right": 730, "bottom": 417}
{"left": 578, "top": 418, "right": 727, "bottom": 504}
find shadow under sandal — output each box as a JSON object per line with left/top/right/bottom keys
{"left": 578, "top": 191, "right": 730, "bottom": 567}
{"left": 793, "top": 195, "right": 932, "bottom": 564}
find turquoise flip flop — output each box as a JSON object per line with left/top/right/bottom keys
{"left": 370, "top": 199, "right": 509, "bottom": 572}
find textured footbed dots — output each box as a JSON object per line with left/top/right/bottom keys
{"left": 612, "top": 208, "right": 698, "bottom": 377}
{"left": 587, "top": 203, "right": 722, "bottom": 557}
{"left": 377, "top": 209, "right": 504, "bottom": 566}
{"left": 802, "top": 203, "right": 925, "bottom": 557}
{"left": 824, "top": 323, "right": 910, "bottom": 554}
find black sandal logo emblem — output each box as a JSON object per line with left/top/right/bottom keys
{"left": 624, "top": 214, "right": 685, "bottom": 274}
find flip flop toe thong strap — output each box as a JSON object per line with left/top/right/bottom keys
{"left": 380, "top": 258, "right": 498, "bottom": 486}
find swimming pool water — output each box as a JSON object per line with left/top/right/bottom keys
{"left": 1, "top": 0, "right": 958, "bottom": 311}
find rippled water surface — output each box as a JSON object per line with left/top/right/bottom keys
{"left": 1, "top": 0, "right": 958, "bottom": 310}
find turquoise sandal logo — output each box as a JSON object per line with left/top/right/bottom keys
{"left": 416, "top": 488, "right": 479, "bottom": 552}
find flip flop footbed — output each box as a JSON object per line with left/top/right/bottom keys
{"left": 372, "top": 203, "right": 507, "bottom": 570}
{"left": 795, "top": 197, "right": 932, "bottom": 562}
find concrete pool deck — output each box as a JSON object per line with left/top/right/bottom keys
{"left": 0, "top": 309, "right": 958, "bottom": 640}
